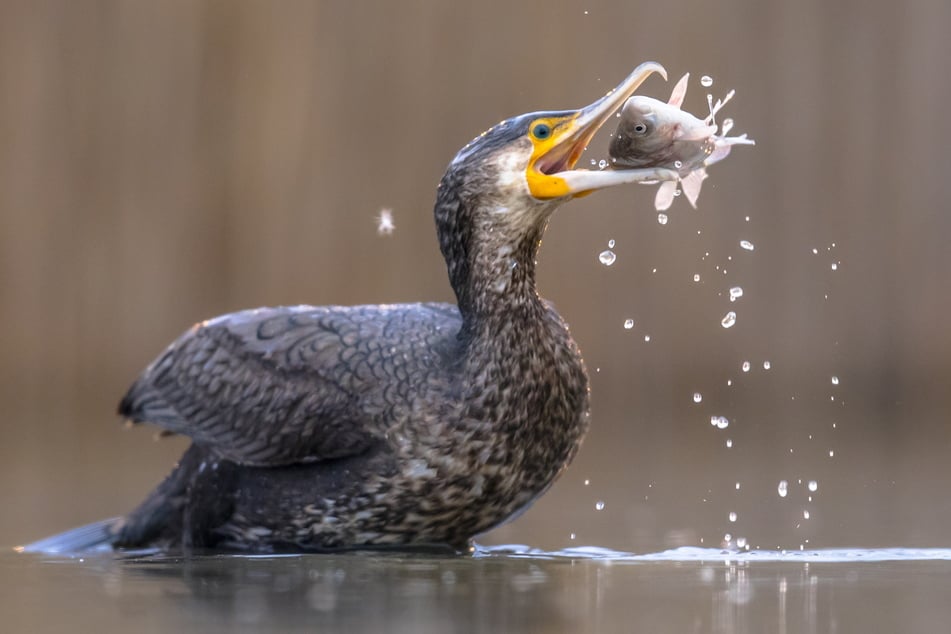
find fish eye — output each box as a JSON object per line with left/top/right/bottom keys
{"left": 532, "top": 123, "right": 552, "bottom": 140}
{"left": 633, "top": 123, "right": 649, "bottom": 135}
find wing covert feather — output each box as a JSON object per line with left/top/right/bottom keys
{"left": 119, "top": 304, "right": 461, "bottom": 466}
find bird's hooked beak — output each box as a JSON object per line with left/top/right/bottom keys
{"left": 526, "top": 61, "right": 679, "bottom": 199}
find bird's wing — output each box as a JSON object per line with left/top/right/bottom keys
{"left": 119, "top": 303, "right": 461, "bottom": 466}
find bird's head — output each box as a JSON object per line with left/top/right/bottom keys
{"left": 435, "top": 62, "right": 678, "bottom": 317}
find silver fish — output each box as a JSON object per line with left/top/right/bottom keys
{"left": 609, "top": 73, "right": 755, "bottom": 210}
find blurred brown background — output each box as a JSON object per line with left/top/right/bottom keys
{"left": 1, "top": 0, "right": 949, "bottom": 551}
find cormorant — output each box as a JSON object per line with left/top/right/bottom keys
{"left": 24, "top": 62, "right": 677, "bottom": 554}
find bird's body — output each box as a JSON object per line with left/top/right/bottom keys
{"left": 24, "top": 62, "right": 680, "bottom": 554}
{"left": 114, "top": 299, "right": 587, "bottom": 551}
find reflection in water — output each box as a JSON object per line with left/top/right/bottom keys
{"left": 3, "top": 549, "right": 951, "bottom": 633}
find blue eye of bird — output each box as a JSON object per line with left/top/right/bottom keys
{"left": 532, "top": 123, "right": 552, "bottom": 140}
{"left": 633, "top": 123, "right": 648, "bottom": 135}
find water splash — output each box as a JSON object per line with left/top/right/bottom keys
{"left": 598, "top": 250, "right": 617, "bottom": 266}
{"left": 474, "top": 544, "right": 951, "bottom": 562}
{"left": 721, "top": 311, "right": 737, "bottom": 328}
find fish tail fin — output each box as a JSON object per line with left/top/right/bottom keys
{"left": 17, "top": 518, "right": 121, "bottom": 554}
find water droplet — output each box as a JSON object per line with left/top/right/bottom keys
{"left": 700, "top": 75, "right": 714, "bottom": 87}
{"left": 778, "top": 480, "right": 788, "bottom": 497}
{"left": 598, "top": 159, "right": 608, "bottom": 169}
{"left": 595, "top": 500, "right": 605, "bottom": 511}
{"left": 737, "top": 536, "right": 748, "bottom": 548}
{"left": 803, "top": 510, "right": 811, "bottom": 519}
{"left": 710, "top": 415, "right": 729, "bottom": 429}
{"left": 721, "top": 311, "right": 737, "bottom": 328}
{"left": 608, "top": 239, "right": 616, "bottom": 248}
{"left": 693, "top": 273, "right": 701, "bottom": 282}
{"left": 570, "top": 532, "right": 576, "bottom": 540}
{"left": 725, "top": 439, "right": 733, "bottom": 448}
{"left": 643, "top": 335, "right": 651, "bottom": 342}
{"left": 728, "top": 511, "right": 737, "bottom": 522}
{"left": 812, "top": 248, "right": 819, "bottom": 255}
{"left": 763, "top": 360, "right": 771, "bottom": 370}
{"left": 741, "top": 361, "right": 751, "bottom": 372}
{"left": 657, "top": 213, "right": 668, "bottom": 225}
{"left": 735, "top": 482, "right": 741, "bottom": 490}
{"left": 808, "top": 480, "right": 818, "bottom": 492}
{"left": 673, "top": 189, "right": 682, "bottom": 197}
{"left": 673, "top": 160, "right": 683, "bottom": 169}
{"left": 598, "top": 250, "right": 616, "bottom": 266}
{"left": 693, "top": 392, "right": 702, "bottom": 403}
{"left": 584, "top": 479, "right": 590, "bottom": 486}
{"left": 829, "top": 450, "right": 835, "bottom": 458}
{"left": 729, "top": 286, "right": 744, "bottom": 302}
{"left": 723, "top": 533, "right": 732, "bottom": 543}
{"left": 722, "top": 117, "right": 734, "bottom": 134}
{"left": 831, "top": 376, "right": 839, "bottom": 385}
{"left": 623, "top": 318, "right": 635, "bottom": 330}
{"left": 376, "top": 208, "right": 396, "bottom": 235}
{"left": 740, "top": 240, "right": 755, "bottom": 251}
{"left": 726, "top": 379, "right": 733, "bottom": 386}
{"left": 831, "top": 262, "right": 838, "bottom": 271}
{"left": 590, "top": 158, "right": 597, "bottom": 166}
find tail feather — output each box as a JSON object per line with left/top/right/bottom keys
{"left": 18, "top": 518, "right": 121, "bottom": 554}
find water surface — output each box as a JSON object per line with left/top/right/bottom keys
{"left": 4, "top": 547, "right": 950, "bottom": 633}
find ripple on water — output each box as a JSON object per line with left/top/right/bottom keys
{"left": 474, "top": 545, "right": 951, "bottom": 563}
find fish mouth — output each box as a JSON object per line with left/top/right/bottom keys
{"left": 527, "top": 62, "right": 680, "bottom": 198}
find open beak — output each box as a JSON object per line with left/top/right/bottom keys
{"left": 528, "top": 61, "right": 681, "bottom": 199}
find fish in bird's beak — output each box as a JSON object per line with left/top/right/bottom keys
{"left": 525, "top": 62, "right": 681, "bottom": 200}
{"left": 608, "top": 73, "right": 755, "bottom": 210}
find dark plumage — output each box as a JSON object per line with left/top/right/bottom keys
{"left": 24, "top": 63, "right": 678, "bottom": 554}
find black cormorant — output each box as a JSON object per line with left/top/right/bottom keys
{"left": 24, "top": 62, "right": 677, "bottom": 554}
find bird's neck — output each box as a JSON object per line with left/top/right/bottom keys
{"left": 459, "top": 227, "right": 545, "bottom": 340}
{"left": 434, "top": 171, "right": 551, "bottom": 340}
